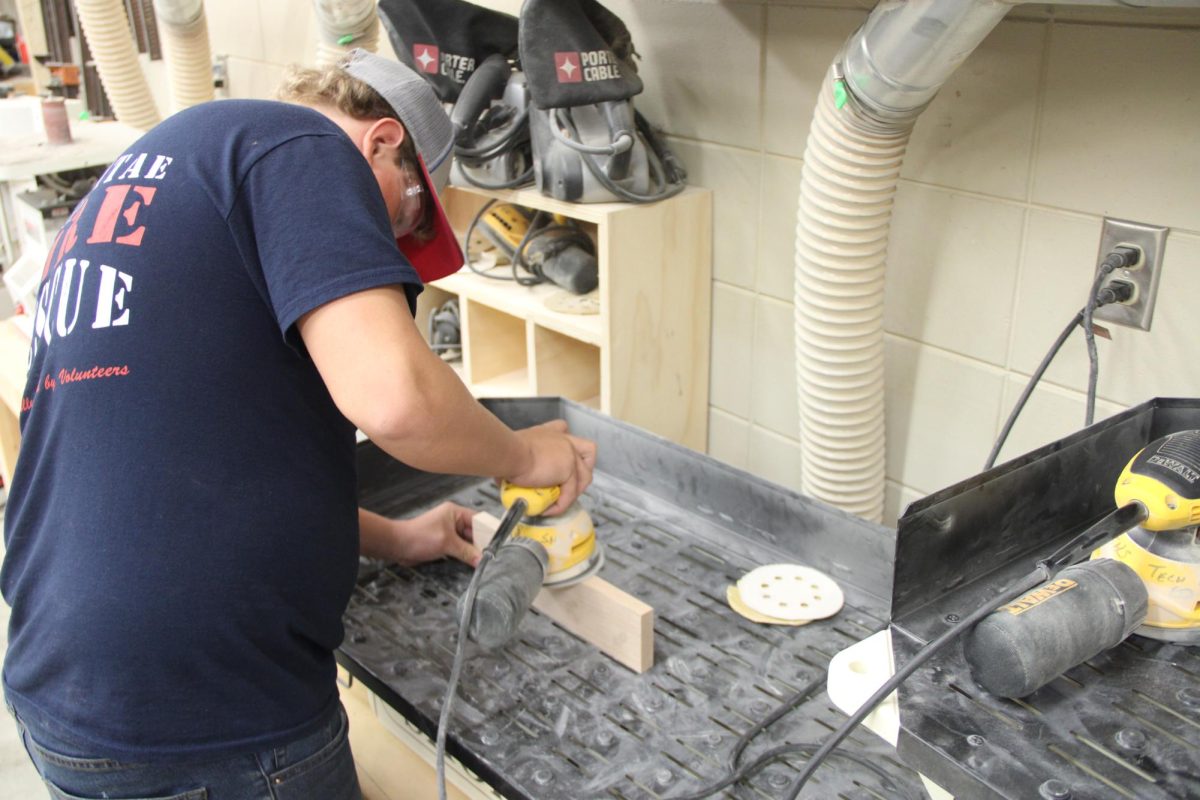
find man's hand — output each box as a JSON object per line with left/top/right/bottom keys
{"left": 506, "top": 420, "right": 597, "bottom": 516}
{"left": 359, "top": 504, "right": 480, "bottom": 567}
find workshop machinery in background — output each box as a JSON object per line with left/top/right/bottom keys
{"left": 378, "top": 0, "right": 686, "bottom": 204}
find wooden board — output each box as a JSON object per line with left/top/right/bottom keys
{"left": 473, "top": 511, "right": 654, "bottom": 673}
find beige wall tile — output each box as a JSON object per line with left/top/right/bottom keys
{"left": 711, "top": 283, "right": 756, "bottom": 418}
{"left": 901, "top": 21, "right": 1044, "bottom": 201}
{"left": 756, "top": 154, "right": 803, "bottom": 301}
{"left": 884, "top": 335, "right": 1005, "bottom": 495}
{"left": 708, "top": 408, "right": 751, "bottom": 470}
{"left": 603, "top": 0, "right": 764, "bottom": 149}
{"left": 206, "top": 0, "right": 266, "bottom": 61}
{"left": 993, "top": 376, "right": 1126, "bottom": 468}
{"left": 751, "top": 296, "right": 799, "bottom": 438}
{"left": 747, "top": 426, "right": 804, "bottom": 495}
{"left": 257, "top": 0, "right": 317, "bottom": 67}
{"left": 884, "top": 480, "right": 924, "bottom": 529}
{"left": 884, "top": 183, "right": 1025, "bottom": 366}
{"left": 1033, "top": 23, "right": 1200, "bottom": 234}
{"left": 668, "top": 139, "right": 760, "bottom": 290}
{"left": 1012, "top": 213, "right": 1200, "bottom": 407}
{"left": 763, "top": 6, "right": 867, "bottom": 159}
{"left": 225, "top": 58, "right": 286, "bottom": 101}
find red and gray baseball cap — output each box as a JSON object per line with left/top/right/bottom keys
{"left": 341, "top": 48, "right": 463, "bottom": 283}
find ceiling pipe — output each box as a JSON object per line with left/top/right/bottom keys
{"left": 312, "top": 0, "right": 381, "bottom": 67}
{"left": 75, "top": 0, "right": 161, "bottom": 129}
{"left": 153, "top": 0, "right": 214, "bottom": 112}
{"left": 793, "top": 0, "right": 1014, "bottom": 522}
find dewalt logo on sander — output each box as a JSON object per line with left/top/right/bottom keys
{"left": 1001, "top": 578, "right": 1078, "bottom": 616}
{"left": 554, "top": 50, "right": 622, "bottom": 84}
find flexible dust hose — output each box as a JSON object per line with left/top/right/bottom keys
{"left": 313, "top": 0, "right": 380, "bottom": 68}
{"left": 793, "top": 0, "right": 1011, "bottom": 522}
{"left": 793, "top": 67, "right": 911, "bottom": 521}
{"left": 154, "top": 0, "right": 214, "bottom": 112}
{"left": 75, "top": 0, "right": 161, "bottom": 130}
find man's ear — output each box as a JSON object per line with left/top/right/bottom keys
{"left": 363, "top": 117, "right": 407, "bottom": 165}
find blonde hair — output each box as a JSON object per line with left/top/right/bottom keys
{"left": 277, "top": 64, "right": 399, "bottom": 125}
{"left": 278, "top": 63, "right": 433, "bottom": 240}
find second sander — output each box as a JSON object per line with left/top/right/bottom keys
{"left": 965, "top": 429, "right": 1200, "bottom": 698}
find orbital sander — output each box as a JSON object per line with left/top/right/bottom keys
{"left": 965, "top": 429, "right": 1200, "bottom": 698}
{"left": 455, "top": 480, "right": 603, "bottom": 650}
{"left": 1093, "top": 429, "right": 1200, "bottom": 643}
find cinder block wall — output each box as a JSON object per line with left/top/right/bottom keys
{"left": 200, "top": 0, "right": 1200, "bottom": 525}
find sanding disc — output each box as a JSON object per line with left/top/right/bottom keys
{"left": 736, "top": 564, "right": 844, "bottom": 622}
{"left": 726, "top": 585, "right": 810, "bottom": 627}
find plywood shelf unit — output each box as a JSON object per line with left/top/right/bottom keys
{"left": 417, "top": 184, "right": 712, "bottom": 451}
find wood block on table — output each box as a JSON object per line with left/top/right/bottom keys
{"left": 473, "top": 511, "right": 655, "bottom": 673}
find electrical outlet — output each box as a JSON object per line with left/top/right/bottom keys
{"left": 1093, "top": 217, "right": 1168, "bottom": 332}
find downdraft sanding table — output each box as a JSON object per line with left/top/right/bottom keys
{"left": 339, "top": 399, "right": 923, "bottom": 799}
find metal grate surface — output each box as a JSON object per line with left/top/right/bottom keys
{"left": 896, "top": 631, "right": 1200, "bottom": 800}
{"left": 341, "top": 473, "right": 923, "bottom": 800}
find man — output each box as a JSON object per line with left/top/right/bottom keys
{"left": 1, "top": 49, "right": 595, "bottom": 798}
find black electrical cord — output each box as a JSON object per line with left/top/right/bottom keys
{"left": 668, "top": 504, "right": 1150, "bottom": 800}
{"left": 555, "top": 108, "right": 686, "bottom": 204}
{"left": 729, "top": 675, "right": 826, "bottom": 770}
{"left": 435, "top": 500, "right": 527, "bottom": 800}
{"left": 773, "top": 502, "right": 1148, "bottom": 800}
{"left": 1083, "top": 246, "right": 1140, "bottom": 426}
{"left": 462, "top": 200, "right": 594, "bottom": 290}
{"left": 462, "top": 200, "right": 520, "bottom": 282}
{"left": 985, "top": 308, "right": 1083, "bottom": 470}
{"left": 985, "top": 253, "right": 1138, "bottom": 470}
{"left": 672, "top": 738, "right": 911, "bottom": 800}
{"left": 454, "top": 98, "right": 535, "bottom": 190}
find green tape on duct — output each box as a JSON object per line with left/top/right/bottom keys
{"left": 833, "top": 80, "right": 848, "bottom": 110}
{"left": 337, "top": 34, "right": 356, "bottom": 45}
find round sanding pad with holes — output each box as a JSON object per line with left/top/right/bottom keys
{"left": 736, "top": 564, "right": 844, "bottom": 622}
{"left": 726, "top": 585, "right": 811, "bottom": 626}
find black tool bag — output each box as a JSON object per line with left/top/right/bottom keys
{"left": 519, "top": 0, "right": 686, "bottom": 203}
{"left": 379, "top": 0, "right": 533, "bottom": 190}
{"left": 377, "top": 0, "right": 518, "bottom": 103}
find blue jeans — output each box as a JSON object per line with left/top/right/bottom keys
{"left": 8, "top": 700, "right": 361, "bottom": 800}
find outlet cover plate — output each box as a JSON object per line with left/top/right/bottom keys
{"left": 1093, "top": 217, "right": 1168, "bottom": 332}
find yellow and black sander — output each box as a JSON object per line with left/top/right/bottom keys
{"left": 456, "top": 481, "right": 603, "bottom": 650}
{"left": 965, "top": 430, "right": 1200, "bottom": 698}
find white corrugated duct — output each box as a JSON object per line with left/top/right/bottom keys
{"left": 793, "top": 0, "right": 1013, "bottom": 521}
{"left": 74, "top": 0, "right": 161, "bottom": 130}
{"left": 153, "top": 0, "right": 214, "bottom": 112}
{"left": 313, "top": 0, "right": 381, "bottom": 67}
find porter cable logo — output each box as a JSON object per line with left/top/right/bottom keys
{"left": 1002, "top": 579, "right": 1077, "bottom": 616}
{"left": 412, "top": 43, "right": 476, "bottom": 82}
{"left": 413, "top": 44, "right": 439, "bottom": 74}
{"left": 555, "top": 50, "right": 622, "bottom": 83}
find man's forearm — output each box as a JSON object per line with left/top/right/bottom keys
{"left": 358, "top": 508, "right": 399, "bottom": 561}
{"left": 367, "top": 347, "right": 531, "bottom": 479}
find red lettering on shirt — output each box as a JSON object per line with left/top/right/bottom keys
{"left": 87, "top": 185, "right": 156, "bottom": 247}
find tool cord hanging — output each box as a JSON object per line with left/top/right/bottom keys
{"left": 462, "top": 199, "right": 596, "bottom": 287}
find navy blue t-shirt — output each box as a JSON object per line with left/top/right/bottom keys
{"left": 1, "top": 100, "right": 421, "bottom": 758}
